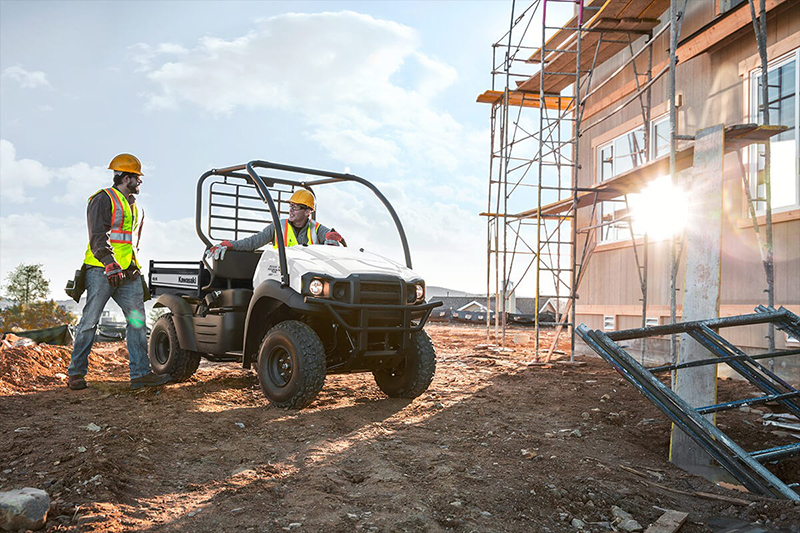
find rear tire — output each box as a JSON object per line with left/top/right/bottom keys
{"left": 257, "top": 320, "right": 326, "bottom": 409}
{"left": 373, "top": 330, "right": 436, "bottom": 398}
{"left": 148, "top": 314, "right": 201, "bottom": 382}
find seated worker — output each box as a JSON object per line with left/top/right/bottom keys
{"left": 206, "top": 190, "right": 343, "bottom": 260}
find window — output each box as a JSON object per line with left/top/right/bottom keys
{"left": 603, "top": 315, "right": 615, "bottom": 331}
{"left": 651, "top": 116, "right": 670, "bottom": 159}
{"left": 645, "top": 317, "right": 659, "bottom": 328}
{"left": 595, "top": 115, "right": 676, "bottom": 243}
{"left": 788, "top": 332, "right": 799, "bottom": 345}
{"left": 749, "top": 49, "right": 800, "bottom": 211}
{"left": 721, "top": 0, "right": 747, "bottom": 14}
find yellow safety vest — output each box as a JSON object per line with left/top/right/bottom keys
{"left": 84, "top": 187, "right": 141, "bottom": 269}
{"left": 273, "top": 218, "right": 321, "bottom": 248}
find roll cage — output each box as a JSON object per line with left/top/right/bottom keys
{"left": 195, "top": 160, "right": 414, "bottom": 288}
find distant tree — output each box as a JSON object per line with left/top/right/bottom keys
{"left": 4, "top": 263, "right": 50, "bottom": 306}
{"left": 0, "top": 301, "right": 76, "bottom": 331}
{"left": 0, "top": 263, "right": 75, "bottom": 331}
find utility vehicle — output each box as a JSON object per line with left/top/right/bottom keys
{"left": 148, "top": 160, "right": 441, "bottom": 408}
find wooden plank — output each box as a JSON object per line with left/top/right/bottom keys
{"left": 521, "top": 15, "right": 661, "bottom": 94}
{"left": 527, "top": 0, "right": 608, "bottom": 63}
{"left": 677, "top": 0, "right": 787, "bottom": 64}
{"left": 670, "top": 124, "right": 725, "bottom": 471}
{"left": 644, "top": 511, "right": 689, "bottom": 533}
{"left": 475, "top": 90, "right": 574, "bottom": 110}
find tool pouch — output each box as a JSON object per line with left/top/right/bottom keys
{"left": 65, "top": 264, "right": 87, "bottom": 303}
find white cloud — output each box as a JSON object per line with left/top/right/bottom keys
{"left": 0, "top": 140, "right": 54, "bottom": 202}
{"left": 1, "top": 65, "right": 51, "bottom": 89}
{"left": 136, "top": 11, "right": 483, "bottom": 173}
{"left": 0, "top": 140, "right": 109, "bottom": 206}
{"left": 128, "top": 42, "right": 189, "bottom": 72}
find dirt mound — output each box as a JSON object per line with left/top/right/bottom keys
{"left": 0, "top": 342, "right": 129, "bottom": 394}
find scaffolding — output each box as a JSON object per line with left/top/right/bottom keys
{"left": 479, "top": 0, "right": 780, "bottom": 362}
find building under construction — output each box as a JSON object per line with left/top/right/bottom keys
{"left": 479, "top": 0, "right": 799, "bottom": 374}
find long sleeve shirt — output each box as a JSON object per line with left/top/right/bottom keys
{"left": 87, "top": 189, "right": 142, "bottom": 272}
{"left": 230, "top": 220, "right": 331, "bottom": 251}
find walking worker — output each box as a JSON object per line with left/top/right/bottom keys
{"left": 67, "top": 153, "right": 171, "bottom": 391}
{"left": 206, "top": 189, "right": 343, "bottom": 260}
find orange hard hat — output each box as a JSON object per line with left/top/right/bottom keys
{"left": 108, "top": 153, "right": 143, "bottom": 176}
{"left": 289, "top": 189, "right": 315, "bottom": 210}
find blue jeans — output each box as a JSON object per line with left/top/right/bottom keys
{"left": 69, "top": 266, "right": 151, "bottom": 380}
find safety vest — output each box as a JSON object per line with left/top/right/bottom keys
{"left": 273, "top": 218, "right": 321, "bottom": 248}
{"left": 84, "top": 187, "right": 141, "bottom": 269}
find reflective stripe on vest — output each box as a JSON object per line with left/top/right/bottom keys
{"left": 84, "top": 187, "right": 140, "bottom": 269}
{"left": 273, "top": 219, "right": 321, "bottom": 248}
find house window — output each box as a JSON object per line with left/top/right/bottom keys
{"left": 645, "top": 317, "right": 659, "bottom": 328}
{"left": 603, "top": 315, "right": 615, "bottom": 331}
{"left": 651, "top": 115, "right": 670, "bottom": 159}
{"left": 595, "top": 115, "right": 678, "bottom": 243}
{"left": 720, "top": 0, "right": 747, "bottom": 14}
{"left": 597, "top": 128, "right": 645, "bottom": 243}
{"left": 749, "top": 49, "right": 800, "bottom": 211}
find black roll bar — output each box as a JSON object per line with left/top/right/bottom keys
{"left": 195, "top": 160, "right": 415, "bottom": 289}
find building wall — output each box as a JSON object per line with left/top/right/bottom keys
{"left": 574, "top": 0, "right": 800, "bottom": 354}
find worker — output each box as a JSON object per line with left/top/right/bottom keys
{"left": 206, "top": 189, "right": 343, "bottom": 260}
{"left": 67, "top": 153, "right": 171, "bottom": 391}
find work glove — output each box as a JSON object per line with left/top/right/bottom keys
{"left": 104, "top": 262, "right": 125, "bottom": 287}
{"left": 324, "top": 231, "right": 342, "bottom": 246}
{"left": 206, "top": 240, "right": 232, "bottom": 261}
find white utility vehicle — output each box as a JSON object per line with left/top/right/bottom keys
{"left": 148, "top": 160, "right": 441, "bottom": 408}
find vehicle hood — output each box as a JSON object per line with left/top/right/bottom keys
{"left": 254, "top": 245, "right": 422, "bottom": 293}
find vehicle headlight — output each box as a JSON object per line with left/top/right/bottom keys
{"left": 309, "top": 279, "right": 324, "bottom": 297}
{"left": 415, "top": 283, "right": 425, "bottom": 301}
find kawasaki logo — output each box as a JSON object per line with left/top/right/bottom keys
{"left": 178, "top": 276, "right": 197, "bottom": 284}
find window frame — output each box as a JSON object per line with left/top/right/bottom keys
{"left": 747, "top": 48, "right": 800, "bottom": 214}
{"left": 594, "top": 117, "right": 668, "bottom": 244}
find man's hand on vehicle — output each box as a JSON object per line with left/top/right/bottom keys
{"left": 207, "top": 240, "right": 233, "bottom": 261}
{"left": 104, "top": 262, "right": 125, "bottom": 287}
{"left": 324, "top": 231, "right": 342, "bottom": 245}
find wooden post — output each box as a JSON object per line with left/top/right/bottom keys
{"left": 669, "top": 124, "right": 725, "bottom": 470}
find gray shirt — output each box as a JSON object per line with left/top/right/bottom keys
{"left": 230, "top": 219, "right": 332, "bottom": 251}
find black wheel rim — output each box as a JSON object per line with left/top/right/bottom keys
{"left": 153, "top": 330, "right": 170, "bottom": 365}
{"left": 268, "top": 346, "right": 293, "bottom": 387}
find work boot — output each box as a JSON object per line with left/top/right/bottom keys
{"left": 68, "top": 374, "right": 87, "bottom": 390}
{"left": 130, "top": 372, "right": 172, "bottom": 390}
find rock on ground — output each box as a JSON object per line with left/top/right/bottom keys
{"left": 0, "top": 487, "right": 50, "bottom": 531}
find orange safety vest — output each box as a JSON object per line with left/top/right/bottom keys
{"left": 273, "top": 218, "right": 321, "bottom": 248}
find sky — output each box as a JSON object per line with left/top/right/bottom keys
{"left": 1, "top": 0, "right": 570, "bottom": 300}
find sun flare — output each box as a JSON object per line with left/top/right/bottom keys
{"left": 630, "top": 175, "right": 690, "bottom": 240}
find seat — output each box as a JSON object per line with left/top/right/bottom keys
{"left": 213, "top": 250, "right": 262, "bottom": 280}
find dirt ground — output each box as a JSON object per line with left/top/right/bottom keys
{"left": 1, "top": 323, "right": 799, "bottom": 533}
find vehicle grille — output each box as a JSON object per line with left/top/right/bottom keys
{"left": 359, "top": 280, "right": 403, "bottom": 305}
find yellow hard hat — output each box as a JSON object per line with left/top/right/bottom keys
{"left": 289, "top": 189, "right": 315, "bottom": 210}
{"left": 108, "top": 153, "right": 143, "bottom": 176}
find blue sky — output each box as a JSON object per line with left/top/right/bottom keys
{"left": 1, "top": 0, "right": 568, "bottom": 298}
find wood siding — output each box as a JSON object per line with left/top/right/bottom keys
{"left": 576, "top": 0, "right": 800, "bottom": 350}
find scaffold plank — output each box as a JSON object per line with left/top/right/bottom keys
{"left": 475, "top": 90, "right": 574, "bottom": 110}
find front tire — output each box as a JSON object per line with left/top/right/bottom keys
{"left": 148, "top": 314, "right": 201, "bottom": 382}
{"left": 257, "top": 320, "right": 326, "bottom": 409}
{"left": 373, "top": 330, "right": 436, "bottom": 398}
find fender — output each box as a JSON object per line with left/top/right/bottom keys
{"left": 153, "top": 294, "right": 199, "bottom": 352}
{"left": 242, "top": 280, "right": 317, "bottom": 368}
